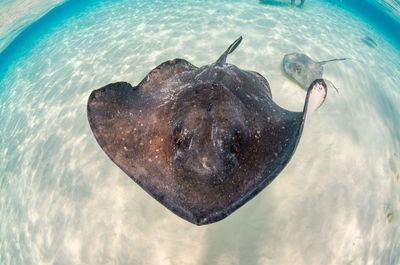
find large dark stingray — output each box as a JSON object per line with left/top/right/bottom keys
{"left": 87, "top": 37, "right": 327, "bottom": 225}
{"left": 282, "top": 52, "right": 348, "bottom": 90}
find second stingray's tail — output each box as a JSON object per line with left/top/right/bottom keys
{"left": 215, "top": 36, "right": 243, "bottom": 66}
{"left": 318, "top": 58, "right": 350, "bottom": 65}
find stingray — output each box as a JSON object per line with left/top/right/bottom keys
{"left": 361, "top": 36, "right": 377, "bottom": 48}
{"left": 87, "top": 37, "right": 327, "bottom": 225}
{"left": 282, "top": 52, "right": 348, "bottom": 91}
{"left": 259, "top": 0, "right": 305, "bottom": 7}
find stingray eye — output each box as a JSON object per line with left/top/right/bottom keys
{"left": 173, "top": 123, "right": 191, "bottom": 150}
{"left": 229, "top": 130, "right": 242, "bottom": 155}
{"left": 290, "top": 63, "right": 302, "bottom": 74}
{"left": 174, "top": 131, "right": 183, "bottom": 148}
{"left": 173, "top": 123, "right": 184, "bottom": 148}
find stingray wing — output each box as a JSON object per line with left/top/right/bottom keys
{"left": 87, "top": 59, "right": 198, "bottom": 212}
{"left": 87, "top": 81, "right": 176, "bottom": 197}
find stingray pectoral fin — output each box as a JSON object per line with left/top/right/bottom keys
{"left": 87, "top": 81, "right": 138, "bottom": 156}
{"left": 303, "top": 79, "right": 327, "bottom": 114}
{"left": 216, "top": 36, "right": 243, "bottom": 65}
{"left": 87, "top": 81, "right": 177, "bottom": 211}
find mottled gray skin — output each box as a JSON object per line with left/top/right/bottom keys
{"left": 282, "top": 52, "right": 348, "bottom": 89}
{"left": 87, "top": 37, "right": 326, "bottom": 225}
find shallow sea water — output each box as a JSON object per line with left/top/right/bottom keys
{"left": 0, "top": 0, "right": 400, "bottom": 264}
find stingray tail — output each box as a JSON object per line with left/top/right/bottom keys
{"left": 324, "top": 79, "right": 339, "bottom": 93}
{"left": 215, "top": 36, "right": 243, "bottom": 66}
{"left": 318, "top": 58, "right": 350, "bottom": 65}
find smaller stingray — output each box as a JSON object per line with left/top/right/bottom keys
{"left": 282, "top": 52, "right": 349, "bottom": 90}
{"left": 259, "top": 0, "right": 305, "bottom": 7}
{"left": 88, "top": 37, "right": 327, "bottom": 225}
{"left": 361, "top": 36, "right": 377, "bottom": 48}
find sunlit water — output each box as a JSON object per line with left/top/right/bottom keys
{"left": 0, "top": 0, "right": 400, "bottom": 264}
{"left": 0, "top": 0, "right": 65, "bottom": 53}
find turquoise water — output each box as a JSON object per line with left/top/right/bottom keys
{"left": 0, "top": 0, "right": 400, "bottom": 264}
